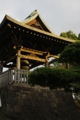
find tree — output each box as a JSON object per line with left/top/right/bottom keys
{"left": 60, "top": 30, "right": 78, "bottom": 40}
{"left": 78, "top": 33, "right": 80, "bottom": 40}
{"left": 59, "top": 42, "right": 80, "bottom": 100}
{"left": 59, "top": 42, "right": 80, "bottom": 67}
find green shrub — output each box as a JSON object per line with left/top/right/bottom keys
{"left": 28, "top": 67, "right": 80, "bottom": 91}
{"left": 28, "top": 67, "right": 52, "bottom": 87}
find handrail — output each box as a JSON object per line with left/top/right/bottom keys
{"left": 0, "top": 69, "right": 29, "bottom": 87}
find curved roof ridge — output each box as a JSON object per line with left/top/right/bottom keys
{"left": 21, "top": 10, "right": 55, "bottom": 34}
{"left": 38, "top": 13, "right": 55, "bottom": 34}
{"left": 21, "top": 10, "right": 38, "bottom": 23}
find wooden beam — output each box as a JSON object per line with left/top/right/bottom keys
{"left": 1, "top": 50, "right": 16, "bottom": 61}
{"left": 18, "top": 47, "right": 47, "bottom": 56}
{"left": 0, "top": 32, "right": 12, "bottom": 44}
{"left": 47, "top": 54, "right": 59, "bottom": 59}
{"left": 20, "top": 54, "right": 46, "bottom": 62}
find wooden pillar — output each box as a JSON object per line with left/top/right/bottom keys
{"left": 16, "top": 50, "right": 21, "bottom": 69}
{"left": 45, "top": 56, "right": 48, "bottom": 67}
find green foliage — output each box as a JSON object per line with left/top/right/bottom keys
{"left": 60, "top": 30, "right": 78, "bottom": 40}
{"left": 28, "top": 67, "right": 80, "bottom": 91}
{"left": 59, "top": 42, "right": 80, "bottom": 66}
{"left": 59, "top": 42, "right": 80, "bottom": 93}
{"left": 28, "top": 67, "right": 52, "bottom": 87}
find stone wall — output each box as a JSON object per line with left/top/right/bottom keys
{"left": 0, "top": 86, "right": 8, "bottom": 119}
{"left": 1, "top": 84, "right": 80, "bottom": 120}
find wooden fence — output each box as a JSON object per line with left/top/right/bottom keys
{"left": 0, "top": 69, "right": 29, "bottom": 87}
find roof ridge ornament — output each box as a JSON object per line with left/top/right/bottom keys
{"left": 24, "top": 10, "right": 38, "bottom": 20}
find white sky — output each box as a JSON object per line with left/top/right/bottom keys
{"left": 0, "top": 0, "right": 80, "bottom": 36}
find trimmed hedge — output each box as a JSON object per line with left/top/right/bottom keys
{"left": 28, "top": 67, "right": 80, "bottom": 90}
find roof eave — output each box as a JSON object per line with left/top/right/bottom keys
{"left": 0, "top": 14, "right": 77, "bottom": 43}
{"left": 38, "top": 14, "right": 54, "bottom": 34}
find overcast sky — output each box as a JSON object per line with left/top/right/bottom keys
{"left": 0, "top": 0, "right": 80, "bottom": 36}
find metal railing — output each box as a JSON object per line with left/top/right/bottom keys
{"left": 0, "top": 69, "right": 29, "bottom": 87}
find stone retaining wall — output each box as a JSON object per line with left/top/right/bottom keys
{"left": 1, "top": 84, "right": 80, "bottom": 120}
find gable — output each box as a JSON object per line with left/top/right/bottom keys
{"left": 24, "top": 18, "right": 44, "bottom": 30}
{"left": 21, "top": 10, "right": 53, "bottom": 33}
